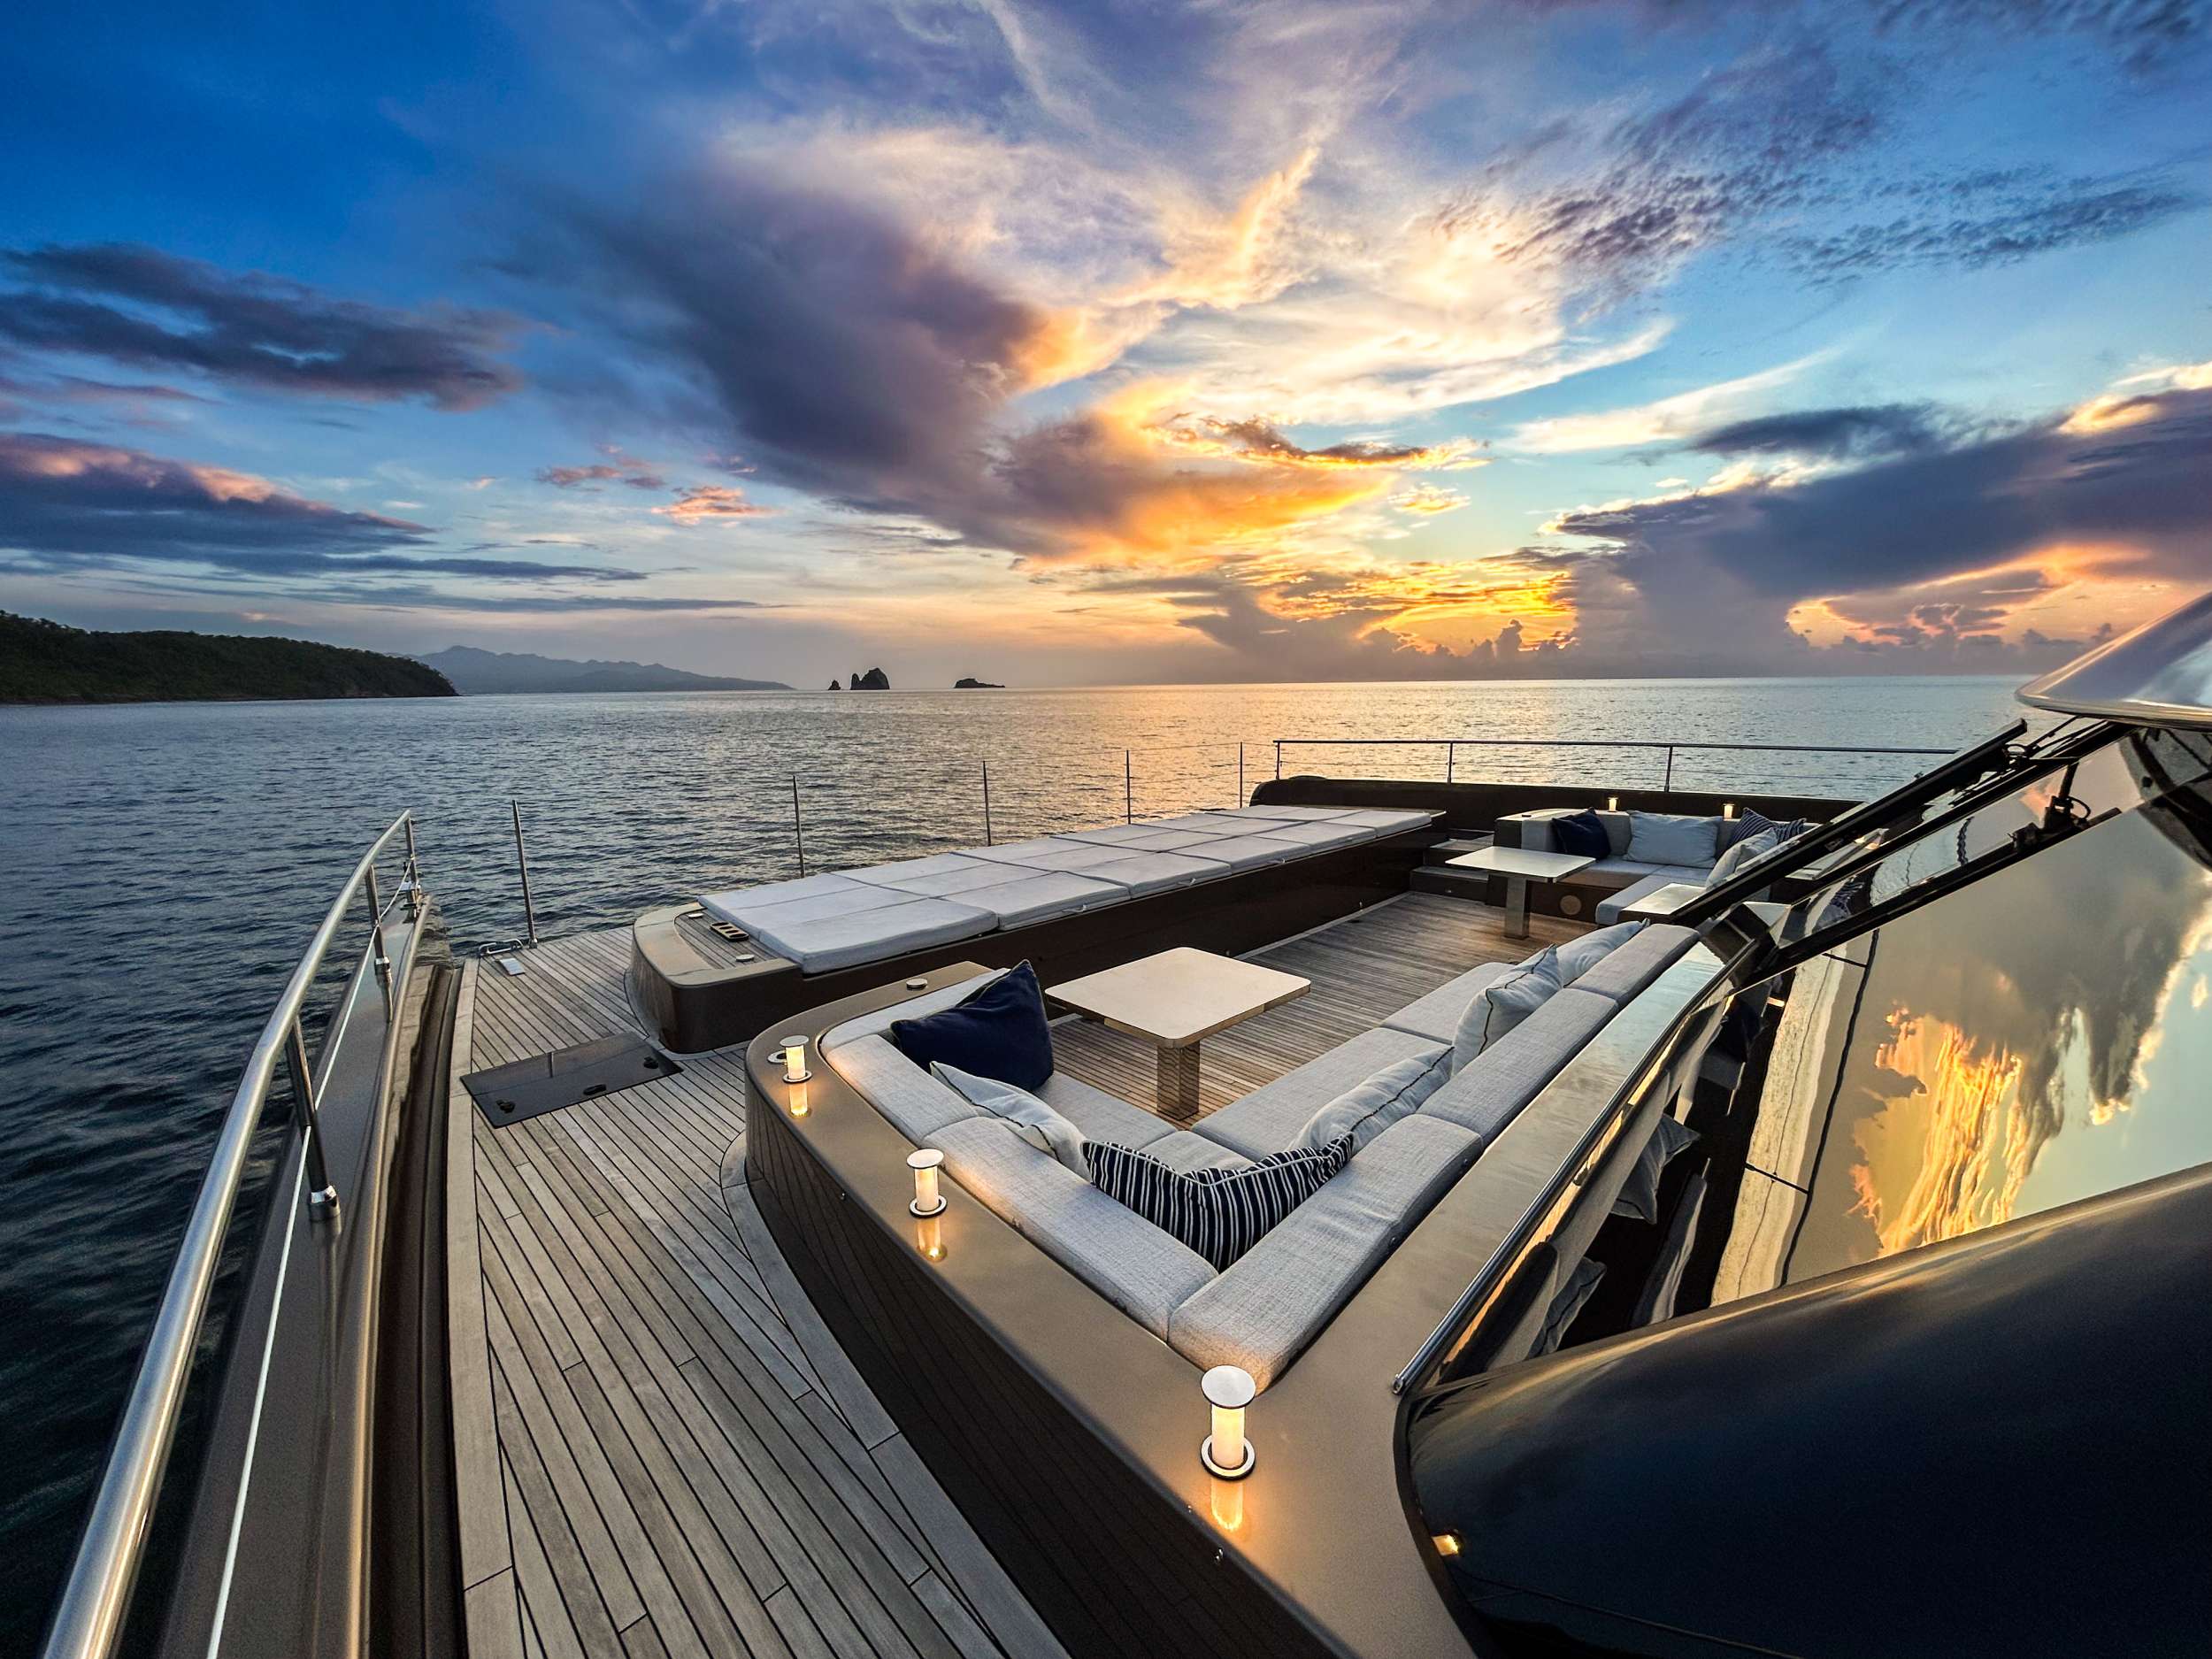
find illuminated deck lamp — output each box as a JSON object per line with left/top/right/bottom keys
{"left": 778, "top": 1034, "right": 811, "bottom": 1084}
{"left": 1723, "top": 802, "right": 1736, "bottom": 820}
{"left": 1201, "top": 1364, "right": 1256, "bottom": 1479}
{"left": 1607, "top": 795, "right": 1618, "bottom": 811}
{"left": 908, "top": 1148, "right": 946, "bottom": 1217}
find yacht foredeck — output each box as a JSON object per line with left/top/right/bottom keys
{"left": 446, "top": 894, "right": 1578, "bottom": 1658}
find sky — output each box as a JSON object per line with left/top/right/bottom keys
{"left": 2, "top": 0, "right": 2208, "bottom": 687}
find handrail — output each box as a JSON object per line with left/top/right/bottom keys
{"left": 1271, "top": 734, "right": 1953, "bottom": 789}
{"left": 42, "top": 812, "right": 419, "bottom": 1659}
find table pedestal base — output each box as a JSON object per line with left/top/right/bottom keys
{"left": 1156, "top": 1043, "right": 1202, "bottom": 1122}
{"left": 1502, "top": 873, "right": 1532, "bottom": 939}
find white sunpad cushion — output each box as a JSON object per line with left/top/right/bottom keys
{"left": 1189, "top": 833, "right": 1305, "bottom": 872}
{"left": 1242, "top": 819, "right": 1373, "bottom": 850}
{"left": 847, "top": 854, "right": 1018, "bottom": 897}
{"left": 741, "top": 895, "right": 995, "bottom": 974}
{"left": 969, "top": 838, "right": 1131, "bottom": 873}
{"left": 1076, "top": 849, "right": 1231, "bottom": 896}
{"left": 1225, "top": 805, "right": 1360, "bottom": 821}
{"left": 956, "top": 871, "right": 1126, "bottom": 927}
{"left": 700, "top": 872, "right": 872, "bottom": 926}
{"left": 712, "top": 881, "right": 916, "bottom": 929}
{"left": 1146, "top": 812, "right": 1249, "bottom": 833}
{"left": 1056, "top": 823, "right": 1183, "bottom": 846}
{"left": 1330, "top": 808, "right": 1440, "bottom": 832}
{"left": 1107, "top": 828, "right": 1233, "bottom": 853}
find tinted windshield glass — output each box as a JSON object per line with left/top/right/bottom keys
{"left": 1706, "top": 736, "right": 2212, "bottom": 1309}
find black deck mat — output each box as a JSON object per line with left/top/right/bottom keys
{"left": 462, "top": 1034, "right": 681, "bottom": 1127}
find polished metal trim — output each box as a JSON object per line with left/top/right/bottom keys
{"left": 41, "top": 813, "right": 419, "bottom": 1659}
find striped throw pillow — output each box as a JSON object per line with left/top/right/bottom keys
{"left": 1086, "top": 1133, "right": 1355, "bottom": 1270}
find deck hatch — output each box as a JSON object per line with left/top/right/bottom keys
{"left": 462, "top": 1033, "right": 680, "bottom": 1126}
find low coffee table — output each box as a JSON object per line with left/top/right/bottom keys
{"left": 1444, "top": 845, "right": 1596, "bottom": 938}
{"left": 1048, "top": 947, "right": 1310, "bottom": 1121}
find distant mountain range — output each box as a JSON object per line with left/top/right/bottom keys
{"left": 1, "top": 612, "right": 457, "bottom": 704}
{"left": 416, "top": 646, "right": 790, "bottom": 695}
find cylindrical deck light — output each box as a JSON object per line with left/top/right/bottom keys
{"left": 1201, "top": 1365, "right": 1256, "bottom": 1479}
{"left": 908, "top": 1148, "right": 946, "bottom": 1217}
{"left": 779, "top": 1033, "right": 811, "bottom": 1084}
{"left": 915, "top": 1212, "right": 945, "bottom": 1260}
{"left": 1607, "top": 795, "right": 1618, "bottom": 810}
{"left": 1723, "top": 802, "right": 1736, "bottom": 819}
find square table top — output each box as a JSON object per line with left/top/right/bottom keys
{"left": 1444, "top": 845, "right": 1597, "bottom": 879}
{"left": 1047, "top": 946, "right": 1310, "bottom": 1048}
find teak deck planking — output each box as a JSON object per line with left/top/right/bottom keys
{"left": 448, "top": 893, "right": 1577, "bottom": 1657}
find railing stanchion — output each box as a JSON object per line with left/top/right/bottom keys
{"left": 789, "top": 777, "right": 806, "bottom": 877}
{"left": 401, "top": 818, "right": 421, "bottom": 917}
{"left": 1446, "top": 741, "right": 1455, "bottom": 785}
{"left": 1237, "top": 744, "right": 1244, "bottom": 807}
{"left": 1125, "top": 749, "right": 1133, "bottom": 824}
{"left": 511, "top": 800, "right": 540, "bottom": 946}
{"left": 1663, "top": 746, "right": 1675, "bottom": 795}
{"left": 982, "top": 761, "right": 994, "bottom": 845}
{"left": 1274, "top": 740, "right": 1282, "bottom": 780}
{"left": 362, "top": 865, "right": 391, "bottom": 1011}
{"left": 285, "top": 1018, "right": 340, "bottom": 1214}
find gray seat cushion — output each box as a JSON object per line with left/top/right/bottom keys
{"left": 1220, "top": 805, "right": 1359, "bottom": 821}
{"left": 1035, "top": 1069, "right": 1176, "bottom": 1150}
{"left": 1056, "top": 823, "right": 1187, "bottom": 846}
{"left": 1567, "top": 924, "right": 1698, "bottom": 1001}
{"left": 701, "top": 872, "right": 873, "bottom": 920}
{"left": 826, "top": 1034, "right": 981, "bottom": 1141}
{"left": 931, "top": 1118, "right": 1216, "bottom": 1338}
{"left": 735, "top": 893, "right": 996, "bottom": 973}
{"left": 1076, "top": 849, "right": 1232, "bottom": 896}
{"left": 1196, "top": 1025, "right": 1448, "bottom": 1159}
{"left": 1167, "top": 1115, "right": 1481, "bottom": 1388}
{"left": 1382, "top": 959, "right": 1515, "bottom": 1046}
{"left": 1139, "top": 1130, "right": 1256, "bottom": 1174}
{"left": 1417, "top": 987, "right": 1617, "bottom": 1146}
{"left": 1106, "top": 828, "right": 1232, "bottom": 853}
{"left": 707, "top": 878, "right": 911, "bottom": 929}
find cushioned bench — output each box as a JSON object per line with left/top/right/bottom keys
{"left": 703, "top": 804, "right": 1440, "bottom": 975}
{"left": 822, "top": 923, "right": 1700, "bottom": 1387}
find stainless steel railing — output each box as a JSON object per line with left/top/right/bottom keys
{"left": 42, "top": 812, "right": 423, "bottom": 1659}
{"left": 1271, "top": 735, "right": 1952, "bottom": 791}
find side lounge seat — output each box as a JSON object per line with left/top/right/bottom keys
{"left": 824, "top": 928, "right": 1701, "bottom": 1391}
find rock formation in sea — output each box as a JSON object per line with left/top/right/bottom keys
{"left": 954, "top": 677, "right": 1004, "bottom": 688}
{"left": 828, "top": 678, "right": 841, "bottom": 690}
{"left": 850, "top": 666, "right": 891, "bottom": 690}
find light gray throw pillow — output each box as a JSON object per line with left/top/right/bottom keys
{"left": 1625, "top": 810, "right": 1721, "bottom": 867}
{"left": 1455, "top": 946, "right": 1561, "bottom": 1071}
{"left": 1708, "top": 826, "right": 1782, "bottom": 887}
{"left": 930, "top": 1061, "right": 1088, "bottom": 1175}
{"left": 1552, "top": 920, "right": 1646, "bottom": 986}
{"left": 1294, "top": 1048, "right": 1453, "bottom": 1154}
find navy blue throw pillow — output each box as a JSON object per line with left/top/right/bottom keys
{"left": 890, "top": 962, "right": 1053, "bottom": 1090}
{"left": 1552, "top": 809, "right": 1610, "bottom": 858}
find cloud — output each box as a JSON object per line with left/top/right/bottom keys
{"left": 0, "top": 243, "right": 524, "bottom": 409}
{"left": 1788, "top": 177, "right": 2198, "bottom": 280}
{"left": 1686, "top": 403, "right": 1942, "bottom": 460}
{"left": 0, "top": 433, "right": 645, "bottom": 588}
{"left": 652, "top": 484, "right": 773, "bottom": 523}
{"left": 1393, "top": 483, "right": 1469, "bottom": 514}
{"left": 1508, "top": 353, "right": 1826, "bottom": 452}
{"left": 1553, "top": 381, "right": 2212, "bottom": 603}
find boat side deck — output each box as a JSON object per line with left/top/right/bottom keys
{"left": 444, "top": 894, "right": 1574, "bottom": 1657}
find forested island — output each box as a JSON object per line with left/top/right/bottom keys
{"left": 0, "top": 612, "right": 457, "bottom": 704}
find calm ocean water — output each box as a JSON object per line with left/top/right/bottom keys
{"left": 0, "top": 676, "right": 2032, "bottom": 1642}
